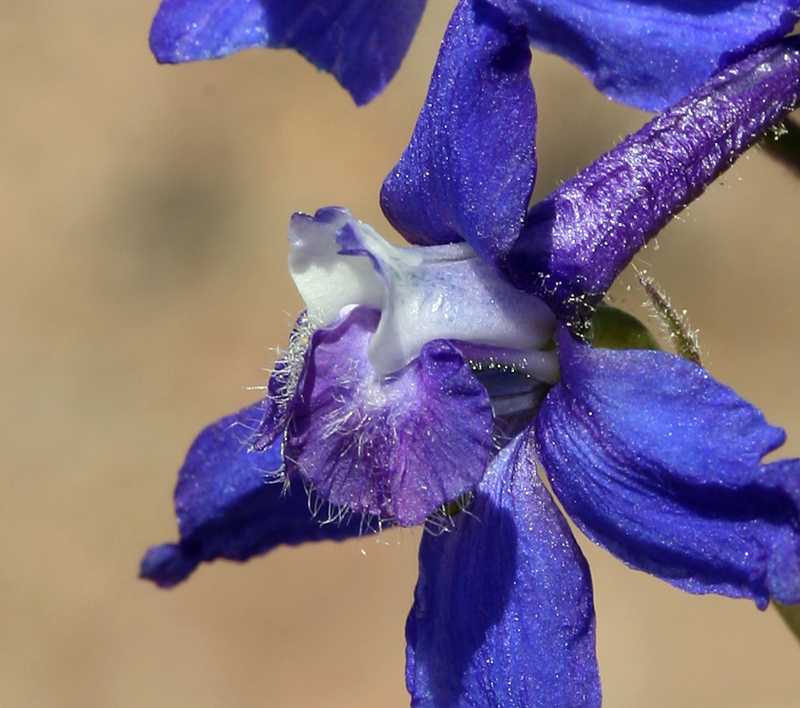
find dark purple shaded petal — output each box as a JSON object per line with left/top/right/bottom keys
{"left": 491, "top": 0, "right": 800, "bottom": 111}
{"left": 535, "top": 329, "right": 800, "bottom": 608}
{"left": 505, "top": 37, "right": 800, "bottom": 329}
{"left": 140, "top": 399, "right": 367, "bottom": 588}
{"left": 406, "top": 432, "right": 600, "bottom": 708}
{"left": 149, "top": 0, "right": 426, "bottom": 105}
{"left": 285, "top": 307, "right": 494, "bottom": 526}
{"left": 380, "top": 0, "right": 536, "bottom": 265}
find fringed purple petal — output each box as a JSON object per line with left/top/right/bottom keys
{"left": 380, "top": 0, "right": 536, "bottom": 266}
{"left": 505, "top": 37, "right": 800, "bottom": 329}
{"left": 492, "top": 0, "right": 800, "bottom": 111}
{"left": 140, "top": 399, "right": 367, "bottom": 588}
{"left": 535, "top": 330, "right": 800, "bottom": 608}
{"left": 406, "top": 432, "right": 600, "bottom": 708}
{"left": 149, "top": 0, "right": 426, "bottom": 105}
{"left": 285, "top": 307, "right": 494, "bottom": 526}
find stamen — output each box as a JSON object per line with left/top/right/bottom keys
{"left": 272, "top": 311, "right": 317, "bottom": 406}
{"left": 460, "top": 343, "right": 560, "bottom": 384}
{"left": 463, "top": 345, "right": 557, "bottom": 419}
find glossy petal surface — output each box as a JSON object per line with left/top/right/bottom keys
{"left": 535, "top": 330, "right": 800, "bottom": 608}
{"left": 492, "top": 0, "right": 800, "bottom": 111}
{"left": 506, "top": 38, "right": 800, "bottom": 328}
{"left": 381, "top": 0, "right": 536, "bottom": 266}
{"left": 140, "top": 400, "right": 366, "bottom": 588}
{"left": 406, "top": 432, "right": 600, "bottom": 708}
{"left": 149, "top": 0, "right": 426, "bottom": 105}
{"left": 285, "top": 307, "right": 494, "bottom": 526}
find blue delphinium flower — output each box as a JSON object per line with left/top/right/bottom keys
{"left": 149, "top": 0, "right": 800, "bottom": 109}
{"left": 142, "top": 1, "right": 800, "bottom": 704}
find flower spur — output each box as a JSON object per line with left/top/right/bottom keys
{"left": 142, "top": 1, "right": 800, "bottom": 705}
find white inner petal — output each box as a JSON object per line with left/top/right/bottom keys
{"left": 288, "top": 209, "right": 384, "bottom": 326}
{"left": 288, "top": 207, "right": 557, "bottom": 375}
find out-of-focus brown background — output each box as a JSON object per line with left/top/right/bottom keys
{"left": 2, "top": 1, "right": 799, "bottom": 706}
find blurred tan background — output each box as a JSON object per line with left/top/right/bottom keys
{"left": 2, "top": 1, "right": 800, "bottom": 706}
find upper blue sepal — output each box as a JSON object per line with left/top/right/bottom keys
{"left": 149, "top": 0, "right": 427, "bottom": 105}
{"left": 380, "top": 0, "right": 536, "bottom": 266}
{"left": 535, "top": 329, "right": 800, "bottom": 608}
{"left": 140, "top": 399, "right": 367, "bottom": 588}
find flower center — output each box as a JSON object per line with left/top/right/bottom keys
{"left": 287, "top": 207, "right": 558, "bottom": 377}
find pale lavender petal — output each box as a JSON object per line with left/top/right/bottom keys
{"left": 284, "top": 307, "right": 494, "bottom": 526}
{"left": 287, "top": 207, "right": 556, "bottom": 376}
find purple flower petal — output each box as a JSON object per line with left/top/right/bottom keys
{"left": 380, "top": 0, "right": 536, "bottom": 266}
{"left": 535, "top": 330, "right": 800, "bottom": 608}
{"left": 492, "top": 0, "right": 800, "bottom": 111}
{"left": 505, "top": 37, "right": 800, "bottom": 329}
{"left": 149, "top": 0, "right": 426, "bottom": 105}
{"left": 285, "top": 307, "right": 494, "bottom": 526}
{"left": 140, "top": 399, "right": 367, "bottom": 588}
{"left": 406, "top": 432, "right": 600, "bottom": 708}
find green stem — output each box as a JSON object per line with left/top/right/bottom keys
{"left": 637, "top": 274, "right": 701, "bottom": 365}
{"left": 774, "top": 601, "right": 800, "bottom": 645}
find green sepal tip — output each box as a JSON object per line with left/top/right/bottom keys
{"left": 638, "top": 274, "right": 702, "bottom": 365}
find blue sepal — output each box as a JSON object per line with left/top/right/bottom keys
{"left": 406, "top": 432, "right": 600, "bottom": 707}
{"left": 140, "top": 400, "right": 368, "bottom": 587}
{"left": 536, "top": 330, "right": 800, "bottom": 608}
{"left": 149, "top": 0, "right": 426, "bottom": 105}
{"left": 381, "top": 0, "right": 536, "bottom": 267}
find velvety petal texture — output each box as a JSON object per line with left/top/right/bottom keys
{"left": 284, "top": 307, "right": 494, "bottom": 526}
{"left": 406, "top": 432, "right": 600, "bottom": 708}
{"left": 505, "top": 37, "right": 800, "bottom": 329}
{"left": 535, "top": 330, "right": 800, "bottom": 608}
{"left": 492, "top": 0, "right": 800, "bottom": 111}
{"left": 381, "top": 0, "right": 536, "bottom": 266}
{"left": 140, "top": 400, "right": 365, "bottom": 588}
{"left": 149, "top": 0, "right": 426, "bottom": 105}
